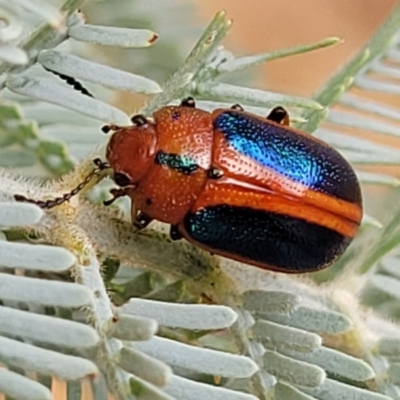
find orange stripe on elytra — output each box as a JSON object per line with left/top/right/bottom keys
{"left": 213, "top": 136, "right": 362, "bottom": 224}
{"left": 194, "top": 180, "right": 359, "bottom": 238}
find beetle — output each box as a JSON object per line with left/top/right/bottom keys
{"left": 103, "top": 97, "right": 363, "bottom": 273}
{"left": 14, "top": 98, "right": 362, "bottom": 273}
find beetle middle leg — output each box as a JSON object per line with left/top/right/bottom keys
{"left": 180, "top": 97, "right": 196, "bottom": 108}
{"left": 169, "top": 225, "right": 183, "bottom": 240}
{"left": 133, "top": 210, "right": 153, "bottom": 229}
{"left": 266, "top": 106, "right": 290, "bottom": 126}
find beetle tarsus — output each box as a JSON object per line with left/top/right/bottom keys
{"left": 133, "top": 211, "right": 153, "bottom": 229}
{"left": 102, "top": 124, "right": 121, "bottom": 134}
{"left": 266, "top": 106, "right": 290, "bottom": 126}
{"left": 131, "top": 114, "right": 148, "bottom": 126}
{"left": 104, "top": 188, "right": 129, "bottom": 206}
{"left": 230, "top": 104, "right": 244, "bottom": 111}
{"left": 169, "top": 225, "right": 182, "bottom": 240}
{"left": 93, "top": 158, "right": 110, "bottom": 170}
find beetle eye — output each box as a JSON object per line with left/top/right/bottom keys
{"left": 114, "top": 172, "right": 131, "bottom": 187}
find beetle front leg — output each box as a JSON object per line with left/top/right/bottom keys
{"left": 266, "top": 106, "right": 290, "bottom": 126}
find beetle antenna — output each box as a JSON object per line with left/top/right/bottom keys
{"left": 14, "top": 158, "right": 110, "bottom": 209}
{"left": 44, "top": 67, "right": 94, "bottom": 98}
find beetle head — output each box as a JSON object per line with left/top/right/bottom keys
{"left": 106, "top": 122, "right": 157, "bottom": 188}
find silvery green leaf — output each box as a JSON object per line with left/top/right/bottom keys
{"left": 274, "top": 382, "right": 317, "bottom": 400}
{"left": 142, "top": 10, "right": 231, "bottom": 115}
{"left": 40, "top": 124, "right": 103, "bottom": 145}
{"left": 0, "top": 8, "right": 23, "bottom": 41}
{"left": 68, "top": 24, "right": 159, "bottom": 47}
{"left": 116, "top": 346, "right": 171, "bottom": 386}
{"left": 315, "top": 128, "right": 400, "bottom": 156}
{"left": 76, "top": 253, "right": 150, "bottom": 398}
{"left": 121, "top": 298, "right": 237, "bottom": 329}
{"left": 196, "top": 82, "right": 322, "bottom": 109}
{"left": 0, "top": 241, "right": 76, "bottom": 271}
{"left": 387, "top": 362, "right": 400, "bottom": 384}
{"left": 372, "top": 62, "right": 400, "bottom": 79}
{"left": 258, "top": 369, "right": 277, "bottom": 389}
{"left": 22, "top": 103, "right": 99, "bottom": 126}
{"left": 387, "top": 48, "right": 400, "bottom": 61}
{"left": 355, "top": 76, "right": 400, "bottom": 96}
{"left": 217, "top": 37, "right": 340, "bottom": 74}
{"left": 5, "top": 0, "right": 63, "bottom": 27}
{"left": 109, "top": 314, "right": 158, "bottom": 341}
{"left": 356, "top": 171, "right": 400, "bottom": 186}
{"left": 0, "top": 273, "right": 94, "bottom": 307}
{"left": 252, "top": 320, "right": 321, "bottom": 353}
{"left": 0, "top": 101, "right": 22, "bottom": 119}
{"left": 78, "top": 253, "right": 115, "bottom": 326}
{"left": 0, "top": 202, "right": 43, "bottom": 227}
{"left": 297, "top": 378, "right": 392, "bottom": 400}
{"left": 164, "top": 375, "right": 259, "bottom": 400}
{"left": 262, "top": 306, "right": 352, "bottom": 334}
{"left": 368, "top": 274, "right": 400, "bottom": 301}
{"left": 129, "top": 374, "right": 175, "bottom": 400}
{"left": 0, "top": 368, "right": 51, "bottom": 400}
{"left": 370, "top": 355, "right": 400, "bottom": 400}
{"left": 338, "top": 149, "right": 400, "bottom": 164}
{"left": 66, "top": 381, "right": 82, "bottom": 400}
{"left": 0, "top": 148, "right": 36, "bottom": 167}
{"left": 380, "top": 256, "right": 400, "bottom": 278}
{"left": 0, "top": 336, "right": 98, "bottom": 380}
{"left": 340, "top": 93, "right": 400, "bottom": 122}
{"left": 243, "top": 290, "right": 299, "bottom": 314}
{"left": 0, "top": 44, "right": 28, "bottom": 65}
{"left": 327, "top": 109, "right": 400, "bottom": 138}
{"left": 283, "top": 346, "right": 374, "bottom": 381}
{"left": 0, "top": 306, "right": 99, "bottom": 349}
{"left": 1, "top": 87, "right": 32, "bottom": 102}
{"left": 90, "top": 376, "right": 108, "bottom": 400}
{"left": 5, "top": 75, "right": 130, "bottom": 124}
{"left": 132, "top": 336, "right": 259, "bottom": 378}
{"left": 38, "top": 50, "right": 162, "bottom": 94}
{"left": 263, "top": 349, "right": 325, "bottom": 387}
{"left": 68, "top": 143, "right": 100, "bottom": 160}
{"left": 236, "top": 309, "right": 256, "bottom": 332}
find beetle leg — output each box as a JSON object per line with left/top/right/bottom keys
{"left": 266, "top": 106, "right": 290, "bottom": 126}
{"left": 230, "top": 103, "right": 244, "bottom": 111}
{"left": 133, "top": 210, "right": 153, "bottom": 229}
{"left": 207, "top": 166, "right": 224, "bottom": 180}
{"left": 169, "top": 225, "right": 183, "bottom": 240}
{"left": 102, "top": 124, "right": 121, "bottom": 134}
{"left": 131, "top": 114, "right": 148, "bottom": 126}
{"left": 180, "top": 97, "right": 196, "bottom": 108}
{"left": 104, "top": 188, "right": 129, "bottom": 206}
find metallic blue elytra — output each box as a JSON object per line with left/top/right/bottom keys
{"left": 213, "top": 111, "right": 361, "bottom": 203}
